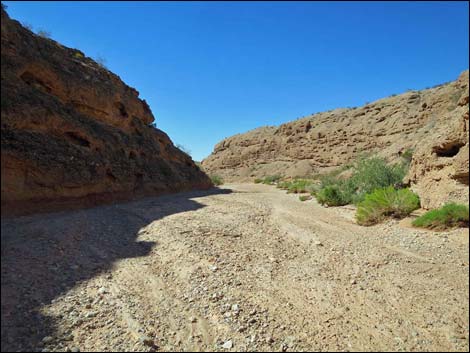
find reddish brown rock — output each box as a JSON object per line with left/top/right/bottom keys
{"left": 203, "top": 71, "right": 469, "bottom": 209}
{"left": 1, "top": 8, "right": 211, "bottom": 216}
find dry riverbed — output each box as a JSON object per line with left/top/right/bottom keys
{"left": 1, "top": 184, "right": 468, "bottom": 352}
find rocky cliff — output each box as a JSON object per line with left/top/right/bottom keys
{"left": 203, "top": 71, "right": 469, "bottom": 209}
{"left": 1, "top": 8, "right": 211, "bottom": 216}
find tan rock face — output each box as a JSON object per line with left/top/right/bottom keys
{"left": 203, "top": 71, "right": 469, "bottom": 209}
{"left": 405, "top": 71, "right": 469, "bottom": 208}
{"left": 1, "top": 9, "right": 211, "bottom": 216}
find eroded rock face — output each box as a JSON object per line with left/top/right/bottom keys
{"left": 203, "top": 71, "right": 469, "bottom": 209}
{"left": 1, "top": 9, "right": 211, "bottom": 216}
{"left": 405, "top": 71, "right": 469, "bottom": 209}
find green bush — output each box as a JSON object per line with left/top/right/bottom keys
{"left": 262, "top": 175, "right": 281, "bottom": 185}
{"left": 412, "top": 203, "right": 469, "bottom": 230}
{"left": 287, "top": 179, "right": 315, "bottom": 194}
{"left": 299, "top": 195, "right": 311, "bottom": 202}
{"left": 210, "top": 175, "right": 223, "bottom": 186}
{"left": 348, "top": 157, "right": 408, "bottom": 203}
{"left": 254, "top": 178, "right": 263, "bottom": 184}
{"left": 315, "top": 156, "right": 409, "bottom": 205}
{"left": 356, "top": 187, "right": 420, "bottom": 225}
{"left": 276, "top": 181, "right": 291, "bottom": 189}
{"left": 315, "top": 184, "right": 352, "bottom": 206}
{"left": 400, "top": 148, "right": 414, "bottom": 165}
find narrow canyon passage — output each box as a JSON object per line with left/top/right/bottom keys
{"left": 1, "top": 184, "right": 468, "bottom": 352}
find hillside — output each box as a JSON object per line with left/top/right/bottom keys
{"left": 202, "top": 71, "right": 469, "bottom": 208}
{"left": 1, "top": 8, "right": 211, "bottom": 216}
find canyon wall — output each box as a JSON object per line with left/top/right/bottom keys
{"left": 1, "top": 8, "right": 212, "bottom": 216}
{"left": 203, "top": 71, "right": 469, "bottom": 209}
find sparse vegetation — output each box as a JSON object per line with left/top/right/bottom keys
{"left": 175, "top": 143, "right": 191, "bottom": 156}
{"left": 22, "top": 22, "right": 33, "bottom": 31}
{"left": 73, "top": 51, "right": 84, "bottom": 59}
{"left": 95, "top": 56, "right": 108, "bottom": 69}
{"left": 356, "top": 187, "right": 420, "bottom": 225}
{"left": 286, "top": 179, "right": 316, "bottom": 194}
{"left": 254, "top": 155, "right": 412, "bottom": 212}
{"left": 412, "top": 203, "right": 469, "bottom": 230}
{"left": 37, "top": 29, "right": 51, "bottom": 38}
{"left": 299, "top": 195, "right": 311, "bottom": 202}
{"left": 257, "top": 175, "right": 281, "bottom": 185}
{"left": 315, "top": 183, "right": 352, "bottom": 206}
{"left": 400, "top": 148, "right": 414, "bottom": 165}
{"left": 313, "top": 156, "right": 409, "bottom": 206}
{"left": 347, "top": 157, "right": 408, "bottom": 202}
{"left": 210, "top": 175, "right": 223, "bottom": 186}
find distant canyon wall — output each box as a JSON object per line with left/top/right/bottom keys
{"left": 203, "top": 71, "right": 469, "bottom": 209}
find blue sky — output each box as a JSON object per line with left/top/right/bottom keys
{"left": 4, "top": 1, "right": 469, "bottom": 161}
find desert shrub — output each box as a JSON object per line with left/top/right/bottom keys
{"left": 37, "top": 29, "right": 51, "bottom": 38}
{"left": 348, "top": 157, "right": 408, "bottom": 203}
{"left": 254, "top": 178, "right": 263, "bottom": 184}
{"left": 95, "top": 56, "right": 108, "bottom": 69}
{"left": 315, "top": 184, "right": 352, "bottom": 206}
{"left": 73, "top": 51, "right": 84, "bottom": 59}
{"left": 210, "top": 175, "right": 223, "bottom": 186}
{"left": 412, "top": 203, "right": 469, "bottom": 230}
{"left": 287, "top": 179, "right": 315, "bottom": 194}
{"left": 313, "top": 156, "right": 409, "bottom": 206}
{"left": 299, "top": 195, "right": 311, "bottom": 202}
{"left": 22, "top": 22, "right": 33, "bottom": 31}
{"left": 356, "top": 187, "right": 420, "bottom": 225}
{"left": 400, "top": 148, "right": 414, "bottom": 165}
{"left": 262, "top": 175, "right": 281, "bottom": 185}
{"left": 276, "top": 181, "right": 291, "bottom": 189}
{"left": 175, "top": 143, "right": 191, "bottom": 156}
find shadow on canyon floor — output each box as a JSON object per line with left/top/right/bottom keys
{"left": 1, "top": 187, "right": 232, "bottom": 351}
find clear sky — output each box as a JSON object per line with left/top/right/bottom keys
{"left": 4, "top": 1, "right": 469, "bottom": 161}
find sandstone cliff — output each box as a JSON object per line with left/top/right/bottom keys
{"left": 1, "top": 8, "right": 211, "bottom": 216}
{"left": 203, "top": 71, "right": 469, "bottom": 209}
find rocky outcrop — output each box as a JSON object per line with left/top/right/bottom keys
{"left": 1, "top": 8, "right": 211, "bottom": 216}
{"left": 203, "top": 71, "right": 469, "bottom": 209}
{"left": 405, "top": 71, "right": 469, "bottom": 208}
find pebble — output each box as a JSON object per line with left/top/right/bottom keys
{"left": 42, "top": 336, "right": 53, "bottom": 344}
{"left": 222, "top": 340, "right": 233, "bottom": 349}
